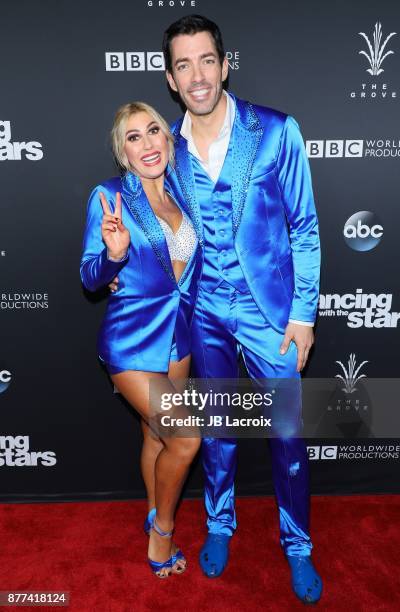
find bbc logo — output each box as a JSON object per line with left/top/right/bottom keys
{"left": 306, "top": 140, "right": 364, "bottom": 158}
{"left": 105, "top": 52, "right": 165, "bottom": 71}
{"left": 307, "top": 446, "right": 338, "bottom": 460}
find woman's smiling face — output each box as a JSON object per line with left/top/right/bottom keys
{"left": 124, "top": 111, "right": 169, "bottom": 179}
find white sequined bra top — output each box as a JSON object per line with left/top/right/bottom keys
{"left": 156, "top": 210, "right": 198, "bottom": 263}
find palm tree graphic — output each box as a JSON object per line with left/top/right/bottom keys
{"left": 359, "top": 22, "right": 396, "bottom": 75}
{"left": 335, "top": 354, "right": 368, "bottom": 394}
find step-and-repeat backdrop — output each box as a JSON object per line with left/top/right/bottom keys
{"left": 1, "top": 0, "right": 399, "bottom": 502}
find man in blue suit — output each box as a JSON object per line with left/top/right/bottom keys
{"left": 162, "top": 14, "right": 322, "bottom": 604}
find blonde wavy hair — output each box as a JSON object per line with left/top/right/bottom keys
{"left": 111, "top": 101, "right": 175, "bottom": 173}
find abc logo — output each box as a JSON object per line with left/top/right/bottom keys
{"left": 0, "top": 369, "right": 12, "bottom": 394}
{"left": 343, "top": 211, "right": 383, "bottom": 252}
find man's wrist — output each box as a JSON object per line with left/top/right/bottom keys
{"left": 288, "top": 319, "right": 314, "bottom": 328}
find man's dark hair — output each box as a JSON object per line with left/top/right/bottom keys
{"left": 162, "top": 14, "right": 225, "bottom": 73}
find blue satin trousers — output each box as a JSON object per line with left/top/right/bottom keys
{"left": 191, "top": 282, "right": 312, "bottom": 557}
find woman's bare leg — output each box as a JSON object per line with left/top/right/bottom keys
{"left": 112, "top": 355, "right": 200, "bottom": 576}
{"left": 140, "top": 419, "right": 163, "bottom": 512}
{"left": 140, "top": 354, "right": 191, "bottom": 511}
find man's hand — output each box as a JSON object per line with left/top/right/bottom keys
{"left": 279, "top": 322, "right": 314, "bottom": 372}
{"left": 109, "top": 276, "right": 119, "bottom": 292}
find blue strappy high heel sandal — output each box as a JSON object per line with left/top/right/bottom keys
{"left": 148, "top": 516, "right": 174, "bottom": 578}
{"left": 144, "top": 507, "right": 156, "bottom": 535}
{"left": 145, "top": 508, "right": 187, "bottom": 574}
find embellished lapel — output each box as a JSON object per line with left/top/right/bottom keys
{"left": 171, "top": 122, "right": 204, "bottom": 245}
{"left": 230, "top": 94, "right": 264, "bottom": 236}
{"left": 121, "top": 172, "right": 176, "bottom": 284}
{"left": 164, "top": 166, "right": 203, "bottom": 245}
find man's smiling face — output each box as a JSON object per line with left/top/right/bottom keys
{"left": 166, "top": 31, "right": 228, "bottom": 116}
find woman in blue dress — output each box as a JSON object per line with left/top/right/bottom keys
{"left": 80, "top": 102, "right": 202, "bottom": 578}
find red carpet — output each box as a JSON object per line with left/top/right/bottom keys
{"left": 0, "top": 495, "right": 399, "bottom": 611}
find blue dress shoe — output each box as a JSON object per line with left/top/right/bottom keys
{"left": 199, "top": 533, "right": 231, "bottom": 578}
{"left": 286, "top": 555, "right": 323, "bottom": 604}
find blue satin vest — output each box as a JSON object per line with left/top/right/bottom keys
{"left": 191, "top": 137, "right": 248, "bottom": 294}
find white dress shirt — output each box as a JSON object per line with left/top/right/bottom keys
{"left": 180, "top": 90, "right": 235, "bottom": 183}
{"left": 180, "top": 91, "right": 313, "bottom": 328}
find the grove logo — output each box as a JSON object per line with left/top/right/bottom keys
{"left": 343, "top": 211, "right": 383, "bottom": 251}
{"left": 335, "top": 353, "right": 368, "bottom": 394}
{"left": 0, "top": 369, "right": 12, "bottom": 394}
{"left": 350, "top": 22, "right": 397, "bottom": 100}
{"left": 0, "top": 121, "right": 43, "bottom": 161}
{"left": 359, "top": 22, "right": 396, "bottom": 76}
{"left": 147, "top": 0, "right": 197, "bottom": 6}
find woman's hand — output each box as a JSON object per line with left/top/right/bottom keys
{"left": 99, "top": 191, "right": 130, "bottom": 261}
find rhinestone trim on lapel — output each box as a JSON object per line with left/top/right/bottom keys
{"left": 231, "top": 99, "right": 263, "bottom": 236}
{"left": 172, "top": 122, "right": 204, "bottom": 246}
{"left": 121, "top": 172, "right": 176, "bottom": 284}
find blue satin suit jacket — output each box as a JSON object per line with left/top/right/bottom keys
{"left": 168, "top": 94, "right": 321, "bottom": 332}
{"left": 80, "top": 171, "right": 202, "bottom": 372}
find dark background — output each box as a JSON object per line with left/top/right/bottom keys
{"left": 1, "top": 0, "right": 399, "bottom": 502}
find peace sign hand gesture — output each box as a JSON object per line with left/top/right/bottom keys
{"left": 99, "top": 191, "right": 130, "bottom": 261}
